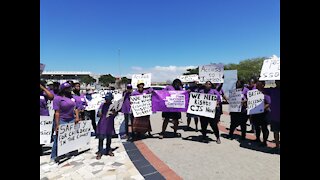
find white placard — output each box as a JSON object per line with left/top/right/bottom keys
{"left": 199, "top": 63, "right": 224, "bottom": 83}
{"left": 85, "top": 93, "right": 104, "bottom": 111}
{"left": 40, "top": 116, "right": 54, "bottom": 144}
{"left": 107, "top": 97, "right": 124, "bottom": 117}
{"left": 165, "top": 91, "right": 185, "bottom": 108}
{"left": 223, "top": 70, "right": 238, "bottom": 98}
{"left": 259, "top": 55, "right": 280, "bottom": 80}
{"left": 247, "top": 89, "right": 265, "bottom": 115}
{"left": 187, "top": 92, "right": 217, "bottom": 118}
{"left": 228, "top": 89, "right": 243, "bottom": 112}
{"left": 130, "top": 94, "right": 152, "bottom": 117}
{"left": 131, "top": 73, "right": 152, "bottom": 88}
{"left": 177, "top": 74, "right": 199, "bottom": 82}
{"left": 57, "top": 120, "right": 91, "bottom": 156}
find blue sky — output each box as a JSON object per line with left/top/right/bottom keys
{"left": 40, "top": 0, "right": 280, "bottom": 82}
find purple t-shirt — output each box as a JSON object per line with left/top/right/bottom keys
{"left": 121, "top": 91, "right": 132, "bottom": 113}
{"left": 264, "top": 93, "right": 272, "bottom": 112}
{"left": 53, "top": 95, "right": 76, "bottom": 120}
{"left": 73, "top": 94, "right": 87, "bottom": 110}
{"left": 199, "top": 88, "right": 221, "bottom": 103}
{"left": 266, "top": 88, "right": 280, "bottom": 122}
{"left": 40, "top": 92, "right": 49, "bottom": 116}
{"left": 165, "top": 85, "right": 183, "bottom": 91}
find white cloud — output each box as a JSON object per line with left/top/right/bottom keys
{"left": 126, "top": 65, "right": 197, "bottom": 83}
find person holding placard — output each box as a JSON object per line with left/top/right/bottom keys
{"left": 251, "top": 81, "right": 271, "bottom": 147}
{"left": 50, "top": 82, "right": 80, "bottom": 163}
{"left": 227, "top": 80, "right": 248, "bottom": 140}
{"left": 243, "top": 78, "right": 258, "bottom": 133}
{"left": 159, "top": 79, "right": 183, "bottom": 139}
{"left": 186, "top": 82, "right": 199, "bottom": 132}
{"left": 131, "top": 81, "right": 153, "bottom": 139}
{"left": 96, "top": 93, "right": 117, "bottom": 160}
{"left": 199, "top": 81, "right": 222, "bottom": 144}
{"left": 215, "top": 82, "right": 228, "bottom": 117}
{"left": 121, "top": 84, "right": 134, "bottom": 140}
{"left": 73, "top": 82, "right": 87, "bottom": 121}
{"left": 40, "top": 81, "right": 54, "bottom": 156}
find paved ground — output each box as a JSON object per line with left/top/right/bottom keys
{"left": 40, "top": 105, "right": 280, "bottom": 180}
{"left": 140, "top": 105, "right": 280, "bottom": 180}
{"left": 40, "top": 114, "right": 144, "bottom": 180}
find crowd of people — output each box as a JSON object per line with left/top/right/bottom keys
{"left": 40, "top": 77, "right": 280, "bottom": 163}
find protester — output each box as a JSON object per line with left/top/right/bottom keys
{"left": 265, "top": 80, "right": 280, "bottom": 149}
{"left": 121, "top": 84, "right": 134, "bottom": 140}
{"left": 40, "top": 81, "right": 54, "bottom": 156}
{"left": 186, "top": 82, "right": 199, "bottom": 132}
{"left": 227, "top": 80, "right": 248, "bottom": 140}
{"left": 243, "top": 78, "right": 258, "bottom": 133}
{"left": 131, "top": 81, "right": 153, "bottom": 139}
{"left": 84, "top": 88, "right": 97, "bottom": 135}
{"left": 51, "top": 82, "right": 79, "bottom": 163}
{"left": 73, "top": 82, "right": 87, "bottom": 120}
{"left": 251, "top": 81, "right": 271, "bottom": 147}
{"left": 96, "top": 93, "right": 117, "bottom": 160}
{"left": 199, "top": 81, "right": 222, "bottom": 144}
{"left": 159, "top": 79, "right": 183, "bottom": 139}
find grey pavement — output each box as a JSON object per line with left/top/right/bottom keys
{"left": 141, "top": 105, "right": 280, "bottom": 180}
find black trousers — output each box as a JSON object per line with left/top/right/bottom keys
{"left": 98, "top": 137, "right": 111, "bottom": 153}
{"left": 124, "top": 113, "right": 134, "bottom": 136}
{"left": 200, "top": 116, "right": 220, "bottom": 139}
{"left": 229, "top": 112, "right": 248, "bottom": 138}
{"left": 85, "top": 110, "right": 96, "bottom": 133}
{"left": 251, "top": 112, "right": 269, "bottom": 142}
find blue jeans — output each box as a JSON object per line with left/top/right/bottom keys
{"left": 51, "top": 118, "right": 75, "bottom": 161}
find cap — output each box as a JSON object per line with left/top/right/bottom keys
{"left": 59, "top": 82, "right": 71, "bottom": 90}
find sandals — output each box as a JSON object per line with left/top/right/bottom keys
{"left": 96, "top": 153, "right": 102, "bottom": 160}
{"left": 107, "top": 151, "right": 114, "bottom": 156}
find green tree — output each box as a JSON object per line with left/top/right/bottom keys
{"left": 183, "top": 67, "right": 199, "bottom": 75}
{"left": 79, "top": 75, "right": 96, "bottom": 84}
{"left": 99, "top": 74, "right": 116, "bottom": 87}
{"left": 120, "top": 77, "right": 131, "bottom": 84}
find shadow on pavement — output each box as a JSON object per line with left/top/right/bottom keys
{"left": 182, "top": 135, "right": 215, "bottom": 144}
{"left": 220, "top": 133, "right": 280, "bottom": 155}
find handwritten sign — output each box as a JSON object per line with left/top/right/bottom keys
{"left": 85, "top": 93, "right": 104, "bottom": 111}
{"left": 223, "top": 70, "right": 238, "bottom": 98}
{"left": 199, "top": 63, "right": 224, "bottom": 83}
{"left": 40, "top": 116, "right": 53, "bottom": 144}
{"left": 107, "top": 97, "right": 124, "bottom": 117}
{"left": 130, "top": 94, "right": 152, "bottom": 117}
{"left": 247, "top": 89, "right": 264, "bottom": 115}
{"left": 187, "top": 92, "right": 217, "bottom": 118}
{"left": 131, "top": 73, "right": 152, "bottom": 88}
{"left": 259, "top": 55, "right": 280, "bottom": 80}
{"left": 57, "top": 120, "right": 91, "bottom": 156}
{"left": 177, "top": 74, "right": 199, "bottom": 82}
{"left": 228, "top": 89, "right": 243, "bottom": 112}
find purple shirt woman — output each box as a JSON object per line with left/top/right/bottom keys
{"left": 159, "top": 79, "right": 184, "bottom": 139}
{"left": 131, "top": 82, "right": 153, "bottom": 138}
{"left": 72, "top": 82, "right": 87, "bottom": 120}
{"left": 198, "top": 81, "right": 221, "bottom": 144}
{"left": 251, "top": 81, "right": 271, "bottom": 147}
{"left": 51, "top": 82, "right": 79, "bottom": 162}
{"left": 96, "top": 93, "right": 117, "bottom": 159}
{"left": 121, "top": 84, "right": 134, "bottom": 140}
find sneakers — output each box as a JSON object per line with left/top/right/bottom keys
{"left": 216, "top": 138, "right": 221, "bottom": 144}
{"left": 159, "top": 134, "right": 164, "bottom": 139}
